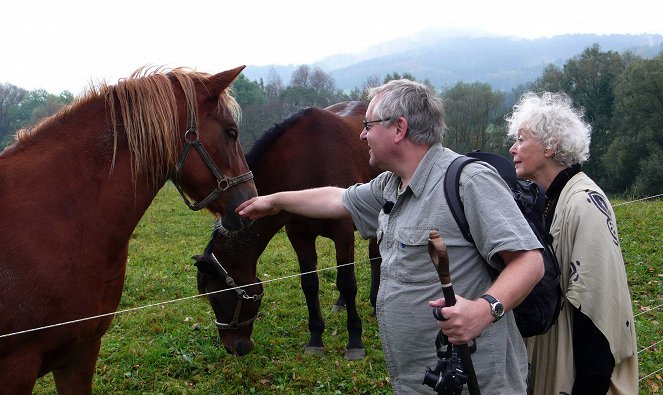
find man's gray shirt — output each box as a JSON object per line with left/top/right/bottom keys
{"left": 342, "top": 144, "right": 542, "bottom": 394}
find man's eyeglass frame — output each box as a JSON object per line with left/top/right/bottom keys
{"left": 363, "top": 118, "right": 391, "bottom": 131}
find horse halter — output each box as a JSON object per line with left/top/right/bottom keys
{"left": 205, "top": 252, "right": 264, "bottom": 330}
{"left": 172, "top": 103, "right": 254, "bottom": 211}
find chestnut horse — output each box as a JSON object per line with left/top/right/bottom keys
{"left": 0, "top": 66, "right": 257, "bottom": 394}
{"left": 193, "top": 101, "right": 381, "bottom": 360}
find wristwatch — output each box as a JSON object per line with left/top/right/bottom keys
{"left": 481, "top": 294, "right": 505, "bottom": 322}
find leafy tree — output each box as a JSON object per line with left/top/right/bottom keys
{"left": 284, "top": 65, "right": 343, "bottom": 109}
{"left": 561, "top": 44, "right": 627, "bottom": 183}
{"left": 606, "top": 54, "right": 663, "bottom": 196}
{"left": 442, "top": 82, "right": 505, "bottom": 154}
{"left": 632, "top": 146, "right": 663, "bottom": 197}
{"left": 231, "top": 74, "right": 266, "bottom": 108}
{"left": 0, "top": 83, "right": 27, "bottom": 145}
{"left": 1, "top": 88, "right": 73, "bottom": 147}
{"left": 531, "top": 64, "right": 565, "bottom": 93}
{"left": 236, "top": 66, "right": 350, "bottom": 150}
{"left": 383, "top": 72, "right": 416, "bottom": 83}
{"left": 59, "top": 91, "right": 74, "bottom": 104}
{"left": 348, "top": 75, "right": 380, "bottom": 101}
{"left": 265, "top": 67, "right": 285, "bottom": 101}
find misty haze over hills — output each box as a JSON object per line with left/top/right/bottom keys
{"left": 242, "top": 29, "right": 663, "bottom": 92}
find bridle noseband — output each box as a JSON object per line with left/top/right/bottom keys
{"left": 171, "top": 102, "right": 253, "bottom": 211}
{"left": 205, "top": 252, "right": 264, "bottom": 330}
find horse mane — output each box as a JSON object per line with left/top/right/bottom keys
{"left": 246, "top": 107, "right": 314, "bottom": 168}
{"left": 15, "top": 66, "right": 241, "bottom": 186}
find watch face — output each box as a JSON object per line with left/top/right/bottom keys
{"left": 494, "top": 303, "right": 505, "bottom": 317}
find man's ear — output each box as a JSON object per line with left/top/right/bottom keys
{"left": 394, "top": 116, "right": 408, "bottom": 144}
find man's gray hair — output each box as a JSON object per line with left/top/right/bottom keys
{"left": 505, "top": 91, "right": 591, "bottom": 166}
{"left": 367, "top": 79, "right": 445, "bottom": 145}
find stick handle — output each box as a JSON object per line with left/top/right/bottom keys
{"left": 428, "top": 231, "right": 481, "bottom": 395}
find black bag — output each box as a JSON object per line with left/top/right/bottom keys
{"left": 444, "top": 151, "right": 563, "bottom": 338}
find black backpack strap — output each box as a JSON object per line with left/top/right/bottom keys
{"left": 444, "top": 156, "right": 479, "bottom": 243}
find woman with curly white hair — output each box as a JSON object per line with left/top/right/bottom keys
{"left": 507, "top": 92, "right": 638, "bottom": 395}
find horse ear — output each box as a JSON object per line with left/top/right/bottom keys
{"left": 192, "top": 255, "right": 216, "bottom": 276}
{"left": 207, "top": 65, "right": 246, "bottom": 94}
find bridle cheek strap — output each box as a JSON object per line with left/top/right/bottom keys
{"left": 171, "top": 101, "right": 253, "bottom": 211}
{"left": 214, "top": 288, "right": 264, "bottom": 330}
{"left": 207, "top": 252, "right": 264, "bottom": 330}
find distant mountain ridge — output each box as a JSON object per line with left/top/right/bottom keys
{"left": 242, "top": 31, "right": 663, "bottom": 92}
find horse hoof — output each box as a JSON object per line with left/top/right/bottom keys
{"left": 344, "top": 348, "right": 366, "bottom": 360}
{"left": 331, "top": 304, "right": 346, "bottom": 313}
{"left": 304, "top": 346, "right": 324, "bottom": 357}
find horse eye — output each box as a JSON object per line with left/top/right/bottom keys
{"left": 225, "top": 128, "right": 238, "bottom": 139}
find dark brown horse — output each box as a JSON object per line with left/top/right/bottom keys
{"left": 193, "top": 101, "right": 381, "bottom": 360}
{"left": 0, "top": 66, "right": 257, "bottom": 394}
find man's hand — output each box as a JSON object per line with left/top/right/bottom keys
{"left": 429, "top": 296, "right": 493, "bottom": 344}
{"left": 236, "top": 196, "right": 281, "bottom": 221}
{"left": 236, "top": 187, "right": 351, "bottom": 221}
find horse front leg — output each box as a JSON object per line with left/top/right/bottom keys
{"left": 368, "top": 237, "right": 381, "bottom": 315}
{"left": 333, "top": 227, "right": 365, "bottom": 360}
{"left": 52, "top": 339, "right": 101, "bottom": 395}
{"left": 333, "top": 237, "right": 381, "bottom": 316}
{"left": 286, "top": 228, "right": 325, "bottom": 357}
{"left": 0, "top": 351, "right": 42, "bottom": 395}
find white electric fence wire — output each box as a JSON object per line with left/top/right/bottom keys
{"left": 1, "top": 195, "right": 660, "bottom": 381}
{"left": 613, "top": 193, "right": 663, "bottom": 207}
{"left": 0, "top": 258, "right": 376, "bottom": 340}
{"left": 639, "top": 339, "right": 663, "bottom": 355}
{"left": 634, "top": 304, "right": 663, "bottom": 318}
{"left": 640, "top": 366, "right": 663, "bottom": 382}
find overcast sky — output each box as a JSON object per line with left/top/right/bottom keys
{"left": 2, "top": 0, "right": 662, "bottom": 94}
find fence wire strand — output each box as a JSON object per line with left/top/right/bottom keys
{"left": 613, "top": 193, "right": 663, "bottom": 207}
{"left": 634, "top": 304, "right": 663, "bottom": 318}
{"left": 0, "top": 258, "right": 371, "bottom": 339}
{"left": 2, "top": 196, "right": 660, "bottom": 385}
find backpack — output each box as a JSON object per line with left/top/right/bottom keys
{"left": 444, "top": 151, "right": 563, "bottom": 338}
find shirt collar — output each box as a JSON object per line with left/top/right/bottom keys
{"left": 406, "top": 143, "right": 445, "bottom": 198}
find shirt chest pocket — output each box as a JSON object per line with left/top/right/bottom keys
{"left": 394, "top": 227, "right": 439, "bottom": 285}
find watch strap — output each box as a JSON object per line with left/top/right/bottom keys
{"left": 481, "top": 294, "right": 504, "bottom": 322}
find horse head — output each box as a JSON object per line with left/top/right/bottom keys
{"left": 193, "top": 226, "right": 264, "bottom": 356}
{"left": 168, "top": 66, "right": 257, "bottom": 231}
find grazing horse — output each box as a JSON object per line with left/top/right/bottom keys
{"left": 0, "top": 66, "right": 257, "bottom": 394}
{"left": 194, "top": 101, "right": 382, "bottom": 360}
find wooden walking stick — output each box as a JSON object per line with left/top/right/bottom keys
{"left": 427, "top": 230, "right": 481, "bottom": 395}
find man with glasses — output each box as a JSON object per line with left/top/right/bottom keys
{"left": 237, "top": 79, "right": 544, "bottom": 394}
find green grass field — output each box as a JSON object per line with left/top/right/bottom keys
{"left": 32, "top": 184, "right": 662, "bottom": 394}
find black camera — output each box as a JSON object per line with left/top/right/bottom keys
{"left": 422, "top": 337, "right": 468, "bottom": 395}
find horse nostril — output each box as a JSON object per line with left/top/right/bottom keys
{"left": 224, "top": 345, "right": 237, "bottom": 356}
{"left": 233, "top": 339, "right": 255, "bottom": 356}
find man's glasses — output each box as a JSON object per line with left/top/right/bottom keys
{"left": 363, "top": 118, "right": 391, "bottom": 131}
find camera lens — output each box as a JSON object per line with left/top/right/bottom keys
{"left": 422, "top": 367, "right": 443, "bottom": 390}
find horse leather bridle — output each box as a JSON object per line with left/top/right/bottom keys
{"left": 172, "top": 102, "right": 253, "bottom": 211}
{"left": 205, "top": 252, "right": 264, "bottom": 330}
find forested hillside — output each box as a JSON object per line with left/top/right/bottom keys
{"left": 1, "top": 36, "right": 662, "bottom": 197}
{"left": 244, "top": 32, "right": 663, "bottom": 91}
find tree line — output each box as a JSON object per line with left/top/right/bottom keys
{"left": 1, "top": 44, "right": 661, "bottom": 197}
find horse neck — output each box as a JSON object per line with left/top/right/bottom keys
{"left": 2, "top": 97, "right": 166, "bottom": 244}
{"left": 219, "top": 213, "right": 288, "bottom": 262}
{"left": 250, "top": 120, "right": 377, "bottom": 191}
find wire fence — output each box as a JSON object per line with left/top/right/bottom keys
{"left": 4, "top": 193, "right": 661, "bottom": 388}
